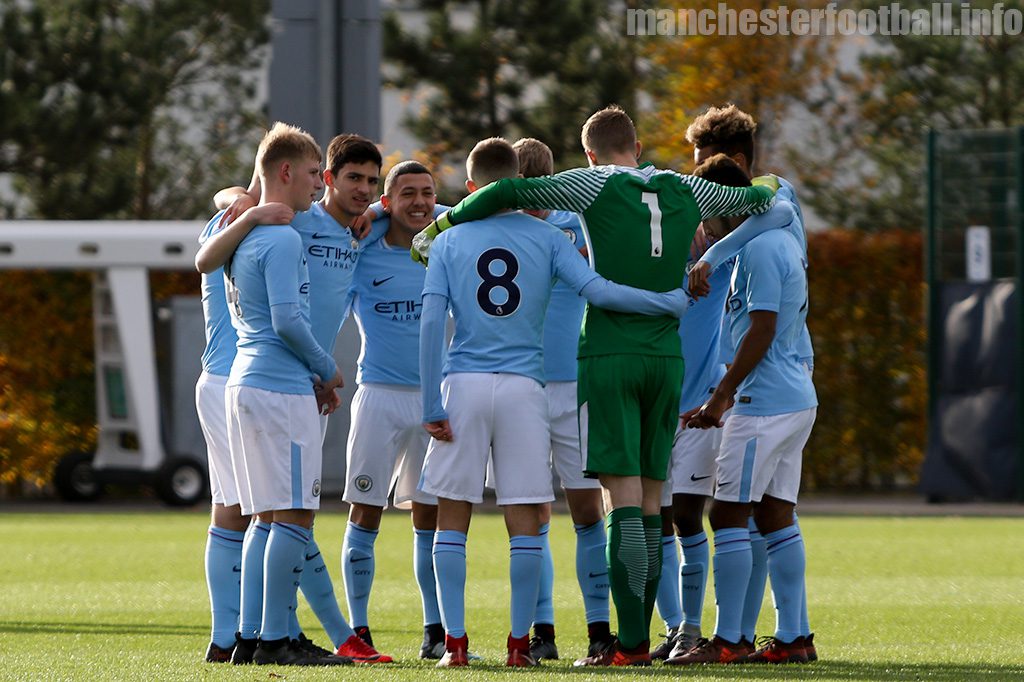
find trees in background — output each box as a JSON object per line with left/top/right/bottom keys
{"left": 0, "top": 0, "right": 269, "bottom": 491}
{"left": 790, "top": 0, "right": 1024, "bottom": 231}
{"left": 383, "top": 0, "right": 642, "bottom": 171}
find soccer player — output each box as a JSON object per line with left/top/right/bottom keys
{"left": 196, "top": 199, "right": 293, "bottom": 663}
{"left": 198, "top": 134, "right": 393, "bottom": 664}
{"left": 412, "top": 106, "right": 778, "bottom": 666}
{"left": 418, "top": 137, "right": 691, "bottom": 669}
{"left": 511, "top": 138, "right": 611, "bottom": 662}
{"left": 666, "top": 154, "right": 816, "bottom": 666}
{"left": 685, "top": 104, "right": 816, "bottom": 658}
{"left": 339, "top": 160, "right": 444, "bottom": 658}
{"left": 221, "top": 122, "right": 348, "bottom": 666}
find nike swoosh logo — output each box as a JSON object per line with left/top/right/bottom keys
{"left": 690, "top": 474, "right": 712, "bottom": 481}
{"left": 717, "top": 481, "right": 731, "bottom": 488}
{"left": 305, "top": 552, "right": 321, "bottom": 562}
{"left": 588, "top": 571, "right": 608, "bottom": 578}
{"left": 312, "top": 232, "right": 331, "bottom": 239}
{"left": 292, "top": 567, "right": 304, "bottom": 573}
{"left": 372, "top": 276, "right": 394, "bottom": 287}
{"left": 232, "top": 566, "right": 242, "bottom": 573}
{"left": 350, "top": 556, "right": 372, "bottom": 563}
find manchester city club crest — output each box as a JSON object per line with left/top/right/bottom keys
{"left": 354, "top": 475, "right": 373, "bottom": 492}
{"left": 312, "top": 479, "right": 321, "bottom": 497}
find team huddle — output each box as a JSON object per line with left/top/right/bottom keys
{"left": 194, "top": 104, "right": 818, "bottom": 668}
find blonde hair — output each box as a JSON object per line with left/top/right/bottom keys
{"left": 581, "top": 105, "right": 637, "bottom": 159}
{"left": 257, "top": 122, "right": 322, "bottom": 178}
{"left": 513, "top": 137, "right": 554, "bottom": 178}
{"left": 466, "top": 137, "right": 520, "bottom": 187}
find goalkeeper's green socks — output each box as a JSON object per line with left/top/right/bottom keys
{"left": 606, "top": 507, "right": 648, "bottom": 650}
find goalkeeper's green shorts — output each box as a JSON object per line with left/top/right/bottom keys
{"left": 578, "top": 354, "right": 683, "bottom": 480}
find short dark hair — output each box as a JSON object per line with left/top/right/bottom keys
{"left": 326, "top": 134, "right": 382, "bottom": 176}
{"left": 384, "top": 160, "right": 434, "bottom": 196}
{"left": 581, "top": 105, "right": 637, "bottom": 159}
{"left": 466, "top": 137, "right": 519, "bottom": 187}
{"left": 692, "top": 153, "right": 752, "bottom": 188}
{"left": 685, "top": 104, "right": 757, "bottom": 166}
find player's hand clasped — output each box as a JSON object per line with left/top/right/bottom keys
{"left": 314, "top": 370, "right": 345, "bottom": 416}
{"left": 411, "top": 211, "right": 453, "bottom": 265}
{"left": 681, "top": 389, "right": 734, "bottom": 430}
{"left": 423, "top": 419, "right": 453, "bottom": 442}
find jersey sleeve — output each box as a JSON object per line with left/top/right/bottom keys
{"left": 700, "top": 201, "right": 797, "bottom": 271}
{"left": 551, "top": 233, "right": 601, "bottom": 292}
{"left": 678, "top": 175, "right": 776, "bottom": 220}
{"left": 419, "top": 292, "right": 449, "bottom": 423}
{"left": 262, "top": 231, "right": 304, "bottom": 307}
{"left": 421, "top": 233, "right": 452, "bottom": 298}
{"left": 741, "top": 240, "right": 787, "bottom": 314}
{"left": 446, "top": 168, "right": 608, "bottom": 225}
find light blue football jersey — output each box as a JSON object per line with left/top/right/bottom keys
{"left": 725, "top": 230, "right": 817, "bottom": 416}
{"left": 777, "top": 176, "right": 814, "bottom": 364}
{"left": 225, "top": 225, "right": 319, "bottom": 395}
{"left": 542, "top": 210, "right": 587, "bottom": 382}
{"left": 350, "top": 219, "right": 425, "bottom": 386}
{"left": 199, "top": 210, "right": 237, "bottom": 377}
{"left": 290, "top": 201, "right": 388, "bottom": 353}
{"left": 423, "top": 212, "right": 602, "bottom": 385}
{"left": 678, "top": 254, "right": 730, "bottom": 413}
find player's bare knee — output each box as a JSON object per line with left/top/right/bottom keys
{"left": 349, "top": 503, "right": 383, "bottom": 530}
{"left": 411, "top": 502, "right": 438, "bottom": 531}
{"left": 708, "top": 499, "right": 750, "bottom": 530}
{"left": 212, "top": 503, "right": 250, "bottom": 532}
{"left": 671, "top": 493, "right": 706, "bottom": 536}
{"left": 275, "top": 508, "right": 315, "bottom": 528}
{"left": 504, "top": 504, "right": 542, "bottom": 537}
{"left": 564, "top": 488, "right": 603, "bottom": 526}
{"left": 752, "top": 496, "right": 795, "bottom": 534}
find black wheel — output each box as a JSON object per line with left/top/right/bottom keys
{"left": 155, "top": 457, "right": 206, "bottom": 507}
{"left": 53, "top": 452, "right": 105, "bottom": 502}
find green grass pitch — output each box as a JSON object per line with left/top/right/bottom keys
{"left": 1, "top": 511, "right": 1022, "bottom": 681}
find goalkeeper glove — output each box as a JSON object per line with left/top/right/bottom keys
{"left": 750, "top": 174, "right": 780, "bottom": 194}
{"left": 410, "top": 211, "right": 454, "bottom": 266}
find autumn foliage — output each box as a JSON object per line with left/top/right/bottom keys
{"left": 803, "top": 229, "right": 927, "bottom": 490}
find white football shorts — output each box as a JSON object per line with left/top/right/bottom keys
{"left": 713, "top": 408, "right": 817, "bottom": 505}
{"left": 546, "top": 381, "right": 600, "bottom": 491}
{"left": 225, "top": 385, "right": 324, "bottom": 516}
{"left": 195, "top": 372, "right": 237, "bottom": 507}
{"left": 344, "top": 383, "right": 436, "bottom": 509}
{"left": 420, "top": 373, "right": 554, "bottom": 506}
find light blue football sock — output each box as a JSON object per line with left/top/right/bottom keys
{"left": 574, "top": 521, "right": 610, "bottom": 624}
{"left": 414, "top": 528, "right": 442, "bottom": 626}
{"left": 510, "top": 535, "right": 543, "bottom": 639}
{"left": 205, "top": 525, "right": 245, "bottom": 648}
{"left": 764, "top": 524, "right": 805, "bottom": 643}
{"left": 341, "top": 522, "right": 378, "bottom": 629}
{"left": 300, "top": 534, "right": 354, "bottom": 647}
{"left": 794, "top": 514, "right": 811, "bottom": 636}
{"left": 261, "top": 522, "right": 311, "bottom": 642}
{"left": 741, "top": 516, "right": 769, "bottom": 642}
{"left": 679, "top": 530, "right": 709, "bottom": 630}
{"left": 711, "top": 526, "right": 751, "bottom": 644}
{"left": 534, "top": 523, "right": 555, "bottom": 626}
{"left": 433, "top": 530, "right": 467, "bottom": 637}
{"left": 238, "top": 520, "right": 271, "bottom": 640}
{"left": 656, "top": 534, "right": 682, "bottom": 629}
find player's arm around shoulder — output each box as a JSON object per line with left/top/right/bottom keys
{"left": 195, "top": 203, "right": 295, "bottom": 273}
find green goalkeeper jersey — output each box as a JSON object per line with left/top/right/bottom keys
{"left": 445, "top": 162, "right": 775, "bottom": 358}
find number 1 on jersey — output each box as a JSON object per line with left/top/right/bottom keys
{"left": 641, "top": 192, "right": 663, "bottom": 258}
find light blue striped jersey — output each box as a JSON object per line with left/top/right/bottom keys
{"left": 423, "top": 212, "right": 601, "bottom": 385}
{"left": 542, "top": 210, "right": 587, "bottom": 382}
{"left": 350, "top": 219, "right": 426, "bottom": 385}
{"left": 290, "top": 201, "right": 388, "bottom": 353}
{"left": 726, "top": 230, "right": 817, "bottom": 416}
{"left": 225, "top": 225, "right": 316, "bottom": 395}
{"left": 199, "top": 210, "right": 237, "bottom": 377}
